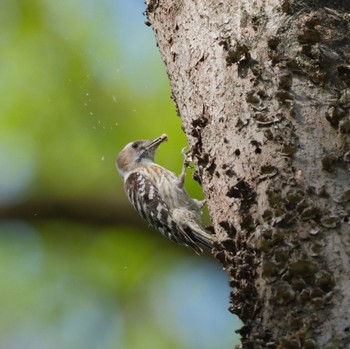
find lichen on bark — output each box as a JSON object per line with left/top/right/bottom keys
{"left": 146, "top": 0, "right": 350, "bottom": 347}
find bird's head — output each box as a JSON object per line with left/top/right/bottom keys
{"left": 117, "top": 133, "right": 168, "bottom": 177}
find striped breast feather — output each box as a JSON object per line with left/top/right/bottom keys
{"left": 124, "top": 171, "right": 201, "bottom": 252}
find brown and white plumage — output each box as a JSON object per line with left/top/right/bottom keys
{"left": 116, "top": 134, "right": 215, "bottom": 254}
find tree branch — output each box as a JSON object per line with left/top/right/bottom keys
{"left": 0, "top": 199, "right": 146, "bottom": 228}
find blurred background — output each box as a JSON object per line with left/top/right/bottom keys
{"left": 0, "top": 0, "right": 241, "bottom": 348}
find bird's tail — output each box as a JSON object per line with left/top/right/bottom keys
{"left": 172, "top": 208, "right": 215, "bottom": 254}
{"left": 188, "top": 222, "right": 215, "bottom": 250}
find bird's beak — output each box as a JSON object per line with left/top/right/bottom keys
{"left": 146, "top": 134, "right": 168, "bottom": 150}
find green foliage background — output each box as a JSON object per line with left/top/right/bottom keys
{"left": 0, "top": 1, "right": 241, "bottom": 348}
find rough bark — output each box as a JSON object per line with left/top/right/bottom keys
{"left": 146, "top": 0, "right": 350, "bottom": 348}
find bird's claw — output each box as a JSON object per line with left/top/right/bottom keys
{"left": 181, "top": 146, "right": 189, "bottom": 156}
{"left": 181, "top": 146, "right": 193, "bottom": 168}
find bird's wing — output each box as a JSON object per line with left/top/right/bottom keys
{"left": 125, "top": 171, "right": 202, "bottom": 254}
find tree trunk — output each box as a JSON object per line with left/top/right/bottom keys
{"left": 145, "top": 1, "right": 350, "bottom": 348}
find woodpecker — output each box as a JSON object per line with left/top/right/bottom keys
{"left": 116, "top": 133, "right": 215, "bottom": 254}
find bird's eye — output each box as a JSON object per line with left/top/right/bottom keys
{"left": 132, "top": 143, "right": 139, "bottom": 149}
